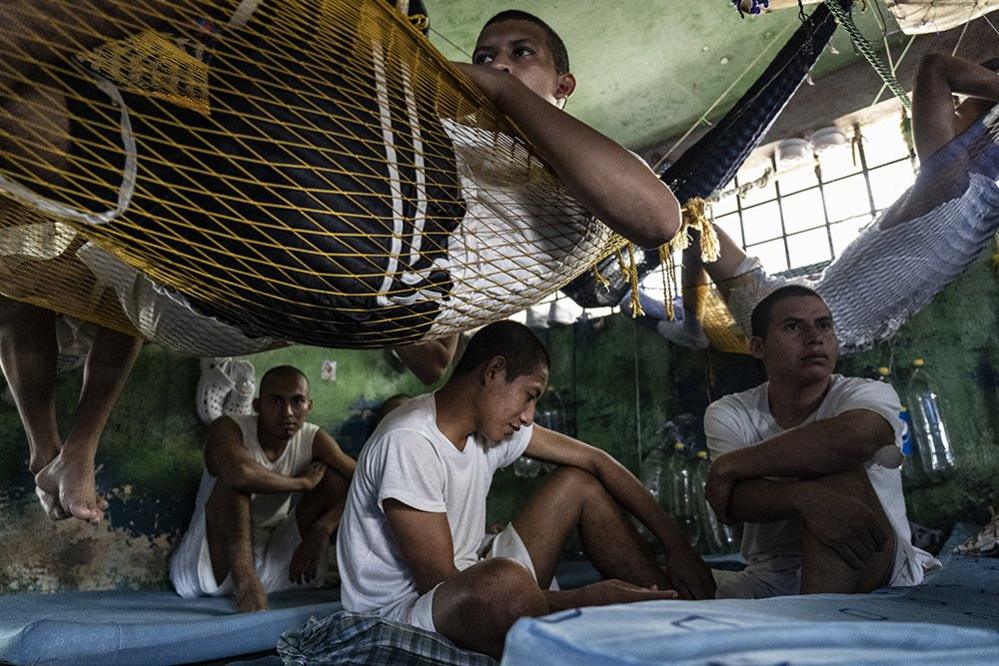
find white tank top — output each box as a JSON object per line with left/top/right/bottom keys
{"left": 198, "top": 414, "right": 319, "bottom": 530}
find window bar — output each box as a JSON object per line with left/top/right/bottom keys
{"left": 853, "top": 123, "right": 879, "bottom": 219}
{"left": 771, "top": 153, "right": 793, "bottom": 270}
{"left": 814, "top": 162, "right": 836, "bottom": 259}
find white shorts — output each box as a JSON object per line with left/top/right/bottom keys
{"left": 712, "top": 533, "right": 930, "bottom": 599}
{"left": 393, "top": 523, "right": 557, "bottom": 633}
{"left": 169, "top": 505, "right": 322, "bottom": 598}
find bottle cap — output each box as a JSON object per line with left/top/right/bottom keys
{"left": 878, "top": 367, "right": 890, "bottom": 377}
{"left": 696, "top": 450, "right": 708, "bottom": 459}
{"left": 912, "top": 358, "right": 925, "bottom": 368}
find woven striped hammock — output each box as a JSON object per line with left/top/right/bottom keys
{"left": 0, "top": 0, "right": 623, "bottom": 354}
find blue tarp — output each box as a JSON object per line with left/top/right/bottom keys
{"left": 0, "top": 589, "right": 339, "bottom": 665}
{"left": 504, "top": 535, "right": 999, "bottom": 665}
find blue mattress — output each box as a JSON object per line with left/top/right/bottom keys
{"left": 504, "top": 535, "right": 999, "bottom": 665}
{"left": 0, "top": 589, "right": 340, "bottom": 665}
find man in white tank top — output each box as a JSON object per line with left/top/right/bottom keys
{"left": 703, "top": 286, "right": 938, "bottom": 598}
{"left": 170, "top": 365, "right": 355, "bottom": 613}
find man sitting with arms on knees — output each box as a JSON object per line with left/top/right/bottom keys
{"left": 704, "top": 285, "right": 938, "bottom": 598}
{"left": 170, "top": 365, "right": 355, "bottom": 613}
{"left": 338, "top": 321, "right": 714, "bottom": 658}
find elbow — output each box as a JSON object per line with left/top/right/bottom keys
{"left": 611, "top": 194, "right": 682, "bottom": 249}
{"left": 413, "top": 360, "right": 447, "bottom": 386}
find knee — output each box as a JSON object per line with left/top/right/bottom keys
{"left": 205, "top": 481, "right": 249, "bottom": 520}
{"left": 914, "top": 52, "right": 949, "bottom": 85}
{"left": 461, "top": 558, "right": 546, "bottom": 626}
{"left": 548, "top": 465, "right": 602, "bottom": 496}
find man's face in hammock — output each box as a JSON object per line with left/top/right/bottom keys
{"left": 472, "top": 19, "right": 575, "bottom": 108}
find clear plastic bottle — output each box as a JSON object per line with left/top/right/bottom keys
{"left": 671, "top": 447, "right": 703, "bottom": 553}
{"left": 906, "top": 358, "right": 956, "bottom": 479}
{"left": 664, "top": 441, "right": 687, "bottom": 515}
{"left": 639, "top": 444, "right": 668, "bottom": 504}
{"left": 693, "top": 451, "right": 739, "bottom": 554}
{"left": 878, "top": 366, "right": 922, "bottom": 484}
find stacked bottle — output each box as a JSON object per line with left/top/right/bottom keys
{"left": 669, "top": 444, "right": 703, "bottom": 553}
{"left": 906, "top": 358, "right": 956, "bottom": 479}
{"left": 693, "top": 450, "right": 739, "bottom": 554}
{"left": 877, "top": 366, "right": 922, "bottom": 484}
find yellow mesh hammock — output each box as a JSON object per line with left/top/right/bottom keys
{"left": 0, "top": 0, "right": 625, "bottom": 353}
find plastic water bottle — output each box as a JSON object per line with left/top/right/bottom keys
{"left": 878, "top": 367, "right": 922, "bottom": 484}
{"left": 664, "top": 441, "right": 687, "bottom": 515}
{"left": 906, "top": 358, "right": 956, "bottom": 479}
{"left": 670, "top": 448, "right": 704, "bottom": 552}
{"left": 639, "top": 444, "right": 668, "bottom": 504}
{"left": 693, "top": 450, "right": 738, "bottom": 554}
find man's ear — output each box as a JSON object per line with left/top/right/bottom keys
{"left": 749, "top": 336, "right": 766, "bottom": 360}
{"left": 251, "top": 397, "right": 260, "bottom": 413}
{"left": 554, "top": 72, "right": 576, "bottom": 108}
{"left": 482, "top": 355, "right": 507, "bottom": 385}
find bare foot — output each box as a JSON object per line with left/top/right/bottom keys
{"left": 29, "top": 447, "right": 68, "bottom": 520}
{"left": 34, "top": 452, "right": 108, "bottom": 523}
{"left": 34, "top": 485, "right": 69, "bottom": 520}
{"left": 233, "top": 576, "right": 268, "bottom": 613}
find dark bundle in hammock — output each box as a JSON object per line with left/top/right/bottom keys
{"left": 65, "top": 0, "right": 467, "bottom": 347}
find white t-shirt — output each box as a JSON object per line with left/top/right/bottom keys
{"left": 704, "top": 375, "right": 936, "bottom": 584}
{"left": 337, "top": 392, "right": 532, "bottom": 618}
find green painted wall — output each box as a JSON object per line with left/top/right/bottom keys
{"left": 1, "top": 253, "right": 995, "bottom": 593}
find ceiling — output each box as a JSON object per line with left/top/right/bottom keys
{"left": 424, "top": 1, "right": 915, "bottom": 151}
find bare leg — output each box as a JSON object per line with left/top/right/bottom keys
{"left": 0, "top": 298, "right": 65, "bottom": 518}
{"left": 288, "top": 467, "right": 351, "bottom": 586}
{"left": 911, "top": 53, "right": 999, "bottom": 164}
{"left": 204, "top": 481, "right": 268, "bottom": 613}
{"left": 682, "top": 224, "right": 750, "bottom": 296}
{"left": 800, "top": 468, "right": 895, "bottom": 594}
{"left": 34, "top": 324, "right": 141, "bottom": 523}
{"left": 432, "top": 557, "right": 547, "bottom": 659}
{"left": 512, "top": 466, "right": 667, "bottom": 590}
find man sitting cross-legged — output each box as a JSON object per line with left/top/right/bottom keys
{"left": 170, "top": 365, "right": 355, "bottom": 612}
{"left": 337, "top": 321, "right": 714, "bottom": 658}
{"left": 704, "top": 285, "right": 939, "bottom": 598}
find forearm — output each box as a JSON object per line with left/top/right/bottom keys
{"left": 718, "top": 416, "right": 886, "bottom": 482}
{"left": 220, "top": 461, "right": 307, "bottom": 494}
{"left": 489, "top": 76, "right": 679, "bottom": 247}
{"left": 593, "top": 453, "right": 689, "bottom": 550}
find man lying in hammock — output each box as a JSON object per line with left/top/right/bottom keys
{"left": 637, "top": 52, "right": 999, "bottom": 353}
{"left": 0, "top": 0, "right": 682, "bottom": 521}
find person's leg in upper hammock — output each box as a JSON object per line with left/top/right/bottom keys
{"left": 911, "top": 53, "right": 999, "bottom": 164}
{"left": 0, "top": 298, "right": 142, "bottom": 523}
{"left": 636, "top": 53, "right": 999, "bottom": 346}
